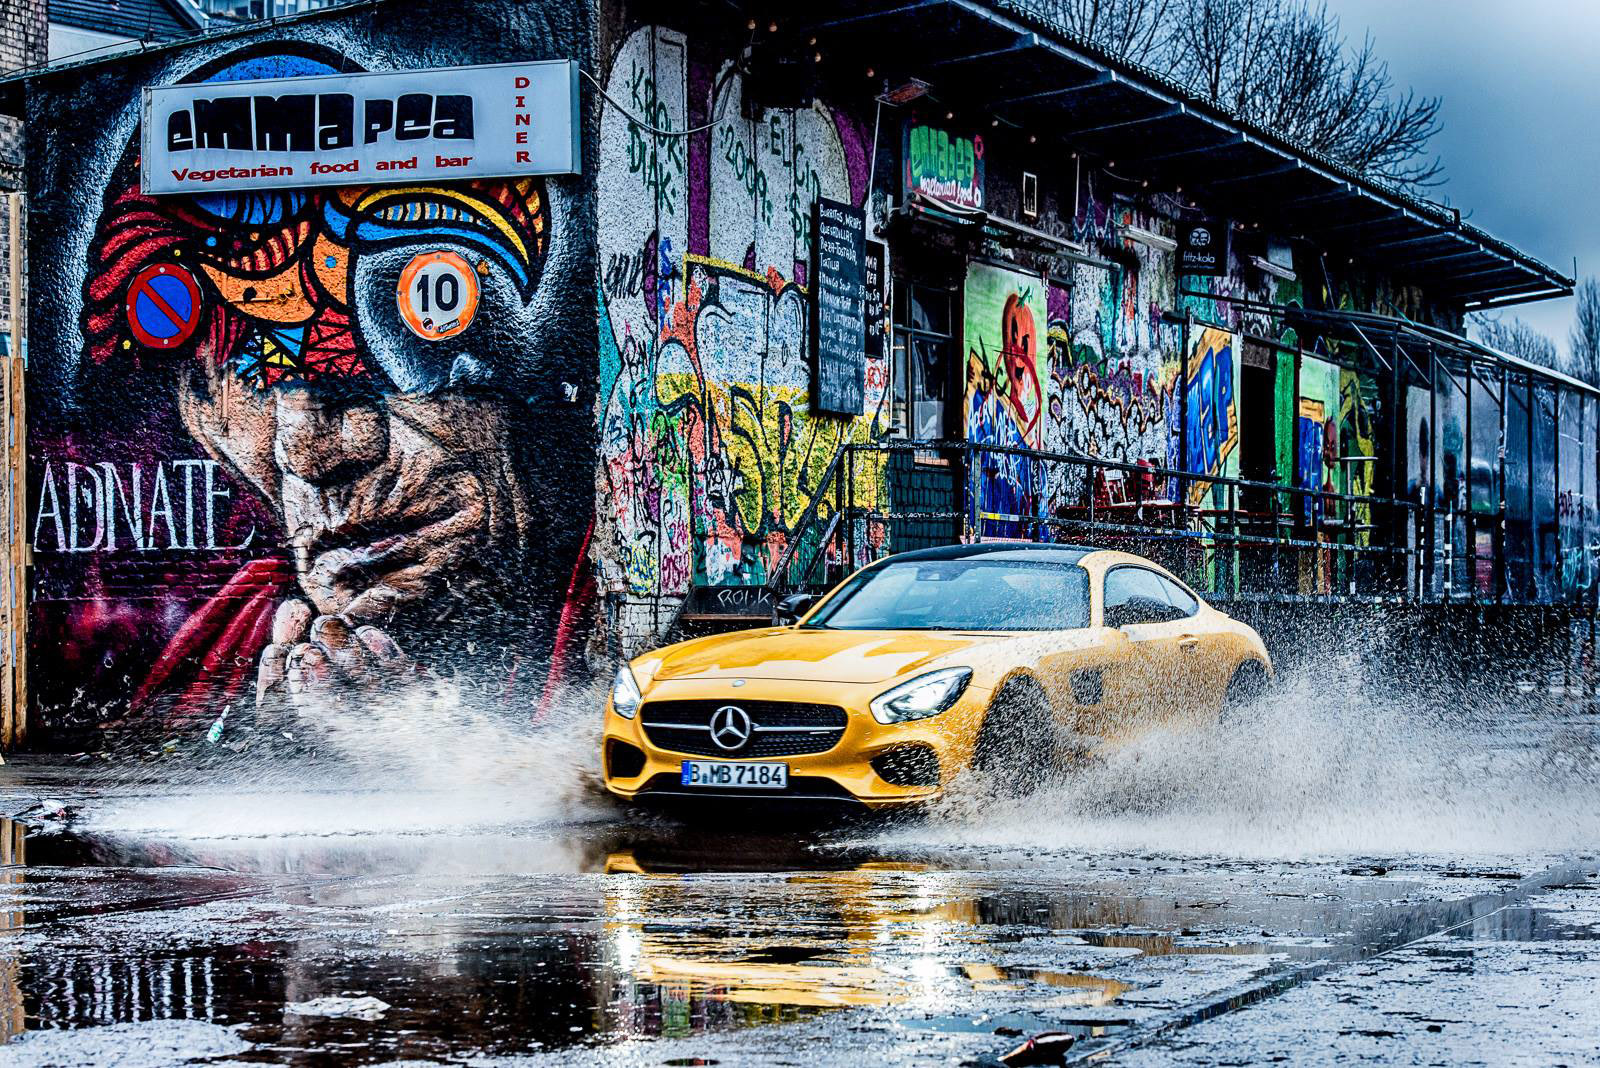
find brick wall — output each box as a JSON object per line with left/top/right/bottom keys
{"left": 0, "top": 0, "right": 46, "bottom": 338}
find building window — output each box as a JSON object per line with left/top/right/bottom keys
{"left": 892, "top": 280, "right": 954, "bottom": 441}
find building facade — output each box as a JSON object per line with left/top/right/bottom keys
{"left": 0, "top": 0, "right": 1587, "bottom": 747}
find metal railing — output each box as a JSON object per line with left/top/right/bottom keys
{"left": 773, "top": 438, "right": 1438, "bottom": 605}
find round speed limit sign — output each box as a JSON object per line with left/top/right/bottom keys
{"left": 397, "top": 251, "right": 480, "bottom": 341}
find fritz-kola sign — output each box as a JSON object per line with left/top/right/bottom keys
{"left": 141, "top": 60, "right": 580, "bottom": 194}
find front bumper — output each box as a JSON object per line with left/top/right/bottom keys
{"left": 600, "top": 676, "right": 992, "bottom": 810}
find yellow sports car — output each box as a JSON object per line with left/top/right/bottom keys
{"left": 600, "top": 544, "right": 1271, "bottom": 809}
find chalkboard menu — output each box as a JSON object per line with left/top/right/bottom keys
{"left": 812, "top": 197, "right": 867, "bottom": 416}
{"left": 863, "top": 240, "right": 887, "bottom": 361}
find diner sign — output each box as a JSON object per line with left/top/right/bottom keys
{"left": 141, "top": 59, "right": 580, "bottom": 194}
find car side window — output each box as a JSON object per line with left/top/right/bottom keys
{"left": 1104, "top": 566, "right": 1197, "bottom": 627}
{"left": 1104, "top": 567, "right": 1170, "bottom": 610}
{"left": 1156, "top": 575, "right": 1199, "bottom": 617}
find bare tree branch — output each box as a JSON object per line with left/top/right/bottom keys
{"left": 1013, "top": 0, "right": 1444, "bottom": 190}
{"left": 1569, "top": 278, "right": 1600, "bottom": 387}
{"left": 1470, "top": 313, "right": 1560, "bottom": 372}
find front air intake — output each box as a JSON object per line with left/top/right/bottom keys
{"left": 606, "top": 739, "right": 647, "bottom": 779}
{"left": 871, "top": 745, "right": 941, "bottom": 788}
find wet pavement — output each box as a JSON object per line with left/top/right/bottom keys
{"left": 1, "top": 703, "right": 1598, "bottom": 1066}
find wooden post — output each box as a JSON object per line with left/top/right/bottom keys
{"left": 3, "top": 192, "right": 24, "bottom": 754}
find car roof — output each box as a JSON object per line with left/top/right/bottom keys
{"left": 884, "top": 543, "right": 1098, "bottom": 565}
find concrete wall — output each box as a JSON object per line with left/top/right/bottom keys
{"left": 592, "top": 9, "right": 888, "bottom": 651}
{"left": 24, "top": 1, "right": 598, "bottom": 743}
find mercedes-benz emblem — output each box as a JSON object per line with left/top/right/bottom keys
{"left": 709, "top": 704, "right": 753, "bottom": 751}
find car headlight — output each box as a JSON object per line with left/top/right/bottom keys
{"left": 870, "top": 667, "right": 973, "bottom": 724}
{"left": 611, "top": 664, "right": 643, "bottom": 719}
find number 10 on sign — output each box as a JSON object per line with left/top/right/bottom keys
{"left": 398, "top": 250, "right": 480, "bottom": 341}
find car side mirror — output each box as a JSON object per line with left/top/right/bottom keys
{"left": 1104, "top": 596, "right": 1180, "bottom": 629}
{"left": 773, "top": 593, "right": 817, "bottom": 625}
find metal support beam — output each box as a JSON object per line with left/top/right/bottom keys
{"left": 1367, "top": 233, "right": 1460, "bottom": 254}
{"left": 993, "top": 70, "right": 1112, "bottom": 106}
{"left": 1134, "top": 133, "right": 1244, "bottom": 165}
{"left": 1306, "top": 214, "right": 1424, "bottom": 238}
{"left": 1349, "top": 323, "right": 1393, "bottom": 372}
{"left": 1465, "top": 286, "right": 1576, "bottom": 311}
{"left": 924, "top": 33, "right": 1038, "bottom": 68}
{"left": 1196, "top": 160, "right": 1301, "bottom": 189}
{"left": 1444, "top": 275, "right": 1542, "bottom": 298}
{"left": 1389, "top": 249, "right": 1486, "bottom": 270}
{"left": 1055, "top": 104, "right": 1183, "bottom": 139}
{"left": 813, "top": 0, "right": 945, "bottom": 30}
{"left": 1277, "top": 186, "right": 1360, "bottom": 210}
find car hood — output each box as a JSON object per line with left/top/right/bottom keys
{"left": 643, "top": 628, "right": 1017, "bottom": 685}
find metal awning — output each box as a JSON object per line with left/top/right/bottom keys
{"left": 1180, "top": 291, "right": 1599, "bottom": 396}
{"left": 0, "top": 0, "right": 1573, "bottom": 310}
{"left": 729, "top": 0, "right": 1573, "bottom": 310}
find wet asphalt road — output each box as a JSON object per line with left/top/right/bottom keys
{"left": 1, "top": 706, "right": 1598, "bottom": 1067}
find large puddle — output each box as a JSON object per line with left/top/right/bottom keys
{"left": 2, "top": 805, "right": 1590, "bottom": 1064}
{"left": 1, "top": 672, "right": 1596, "bottom": 1062}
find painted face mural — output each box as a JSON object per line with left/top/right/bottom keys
{"left": 1000, "top": 291, "right": 1042, "bottom": 443}
{"left": 35, "top": 44, "right": 594, "bottom": 734}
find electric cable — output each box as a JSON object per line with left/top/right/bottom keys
{"left": 578, "top": 30, "right": 755, "bottom": 139}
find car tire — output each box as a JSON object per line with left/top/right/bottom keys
{"left": 1220, "top": 660, "right": 1269, "bottom": 723}
{"left": 972, "top": 678, "right": 1056, "bottom": 798}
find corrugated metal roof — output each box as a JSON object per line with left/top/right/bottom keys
{"left": 0, "top": 0, "right": 1574, "bottom": 308}
{"left": 735, "top": 0, "right": 1573, "bottom": 309}
{"left": 0, "top": 0, "right": 377, "bottom": 85}
{"left": 49, "top": 0, "right": 205, "bottom": 40}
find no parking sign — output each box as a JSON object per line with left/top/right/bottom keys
{"left": 125, "top": 263, "right": 203, "bottom": 350}
{"left": 397, "top": 251, "right": 480, "bottom": 341}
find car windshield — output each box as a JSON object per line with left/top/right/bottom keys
{"left": 803, "top": 558, "right": 1091, "bottom": 631}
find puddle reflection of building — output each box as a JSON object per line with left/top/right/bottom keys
{"left": 2, "top": 819, "right": 24, "bottom": 1042}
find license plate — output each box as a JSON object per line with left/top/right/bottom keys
{"left": 680, "top": 760, "right": 789, "bottom": 789}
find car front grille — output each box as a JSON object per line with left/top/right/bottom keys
{"left": 639, "top": 700, "right": 849, "bottom": 758}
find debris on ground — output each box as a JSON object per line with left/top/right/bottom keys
{"left": 285, "top": 995, "right": 391, "bottom": 1021}
{"left": 998, "top": 1031, "right": 1076, "bottom": 1065}
{"left": 1441, "top": 870, "right": 1523, "bottom": 880}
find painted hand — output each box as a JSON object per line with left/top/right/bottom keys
{"left": 255, "top": 598, "right": 416, "bottom": 723}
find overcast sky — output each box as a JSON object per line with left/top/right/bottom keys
{"left": 1327, "top": 0, "right": 1599, "bottom": 354}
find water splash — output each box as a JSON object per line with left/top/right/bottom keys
{"left": 913, "top": 651, "right": 1600, "bottom": 862}
{"left": 81, "top": 677, "right": 619, "bottom": 839}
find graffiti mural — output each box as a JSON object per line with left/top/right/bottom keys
{"left": 596, "top": 25, "right": 884, "bottom": 640}
{"left": 1340, "top": 369, "right": 1379, "bottom": 546}
{"left": 1183, "top": 326, "right": 1240, "bottom": 507}
{"left": 27, "top": 16, "right": 597, "bottom": 737}
{"left": 964, "top": 261, "right": 1046, "bottom": 537}
{"left": 1043, "top": 195, "right": 1185, "bottom": 517}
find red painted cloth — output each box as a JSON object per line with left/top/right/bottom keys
{"left": 132, "top": 533, "right": 597, "bottom": 731}
{"left": 130, "top": 555, "right": 295, "bottom": 729}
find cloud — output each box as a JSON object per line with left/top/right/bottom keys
{"left": 1329, "top": 0, "right": 1600, "bottom": 353}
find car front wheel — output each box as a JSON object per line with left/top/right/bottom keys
{"left": 1220, "top": 660, "right": 1269, "bottom": 722}
{"left": 972, "top": 678, "right": 1057, "bottom": 797}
